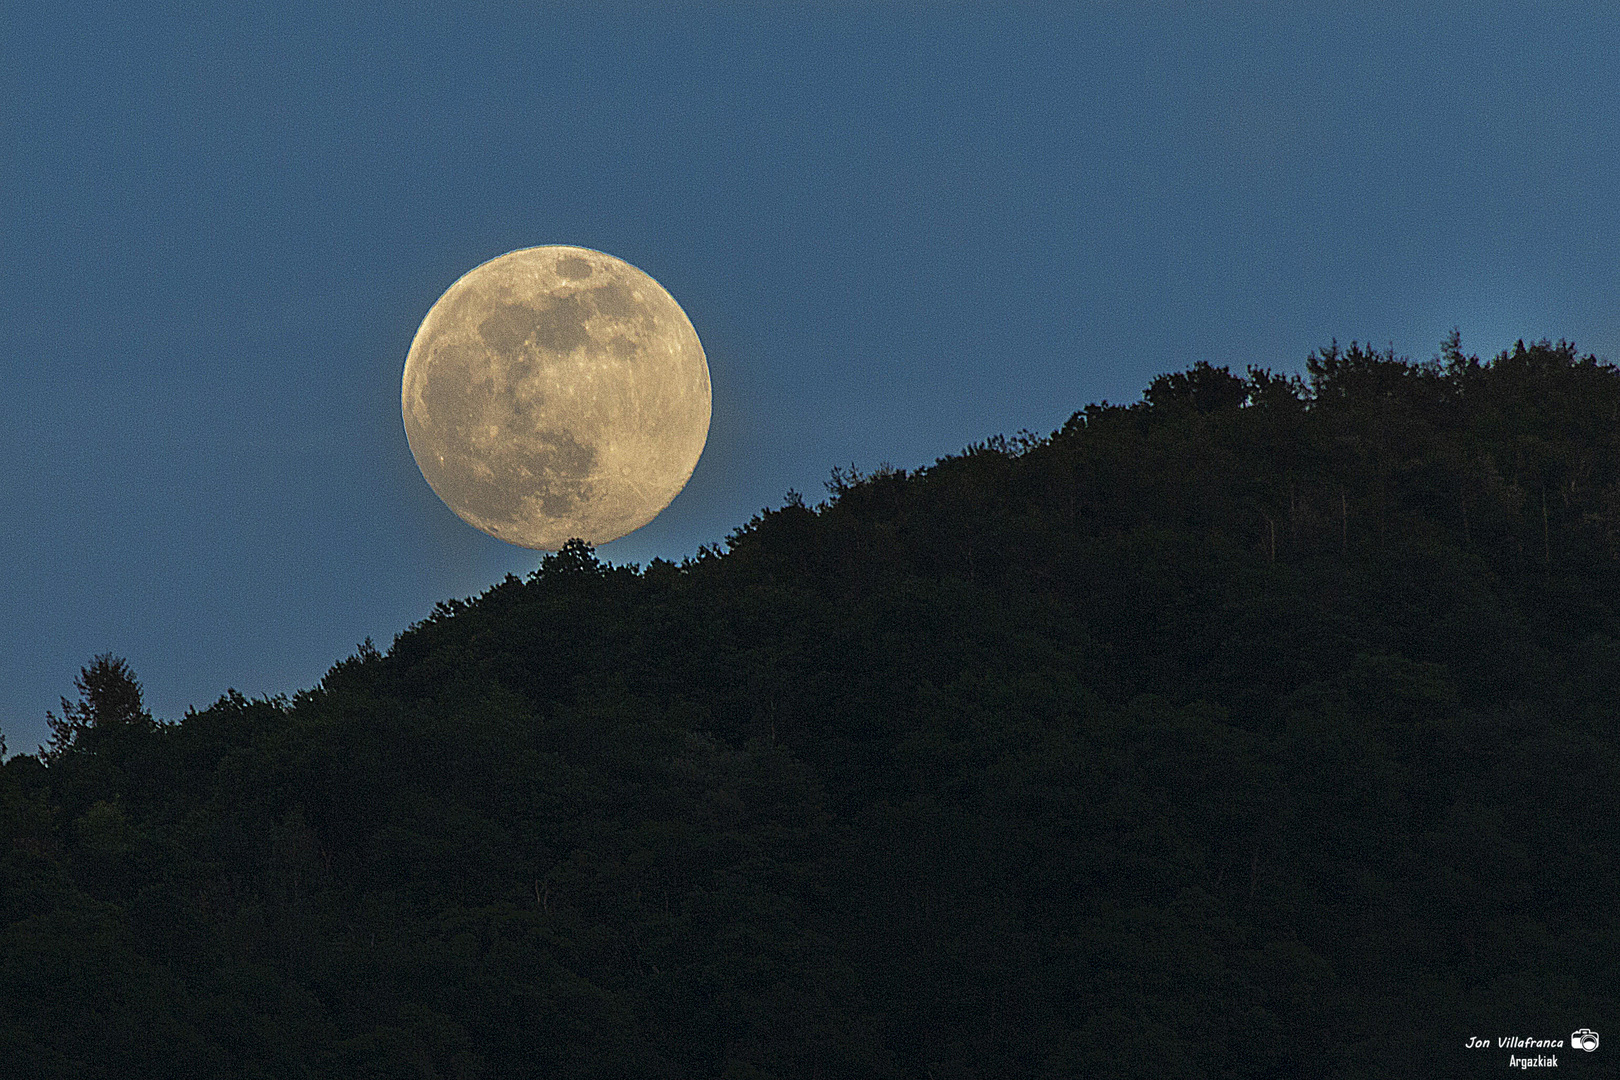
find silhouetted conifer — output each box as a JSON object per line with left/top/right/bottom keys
{"left": 41, "top": 654, "right": 153, "bottom": 763}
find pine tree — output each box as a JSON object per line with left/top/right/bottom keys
{"left": 41, "top": 654, "right": 152, "bottom": 763}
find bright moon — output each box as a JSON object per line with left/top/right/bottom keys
{"left": 402, "top": 246, "right": 711, "bottom": 550}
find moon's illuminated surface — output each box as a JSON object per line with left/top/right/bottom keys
{"left": 402, "top": 246, "right": 711, "bottom": 550}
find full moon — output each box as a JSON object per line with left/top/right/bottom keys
{"left": 401, "top": 246, "right": 711, "bottom": 550}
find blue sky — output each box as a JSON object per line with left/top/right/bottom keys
{"left": 4, "top": 3, "right": 1618, "bottom": 753}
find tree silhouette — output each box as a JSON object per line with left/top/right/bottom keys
{"left": 1144, "top": 359, "right": 1250, "bottom": 413}
{"left": 537, "top": 536, "right": 603, "bottom": 577}
{"left": 42, "top": 654, "right": 152, "bottom": 763}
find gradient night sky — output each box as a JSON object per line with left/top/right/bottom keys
{"left": 5, "top": 5, "right": 1618, "bottom": 754}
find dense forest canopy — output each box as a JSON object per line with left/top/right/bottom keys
{"left": 2, "top": 336, "right": 1616, "bottom": 1078}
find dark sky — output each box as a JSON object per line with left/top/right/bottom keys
{"left": 5, "top": 4, "right": 1618, "bottom": 754}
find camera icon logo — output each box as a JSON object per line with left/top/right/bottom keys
{"left": 1572, "top": 1029, "right": 1599, "bottom": 1052}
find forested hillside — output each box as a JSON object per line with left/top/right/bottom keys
{"left": 3, "top": 336, "right": 1616, "bottom": 1078}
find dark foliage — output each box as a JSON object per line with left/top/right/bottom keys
{"left": 3, "top": 337, "right": 1617, "bottom": 1077}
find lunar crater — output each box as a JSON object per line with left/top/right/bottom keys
{"left": 555, "top": 255, "right": 593, "bottom": 280}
